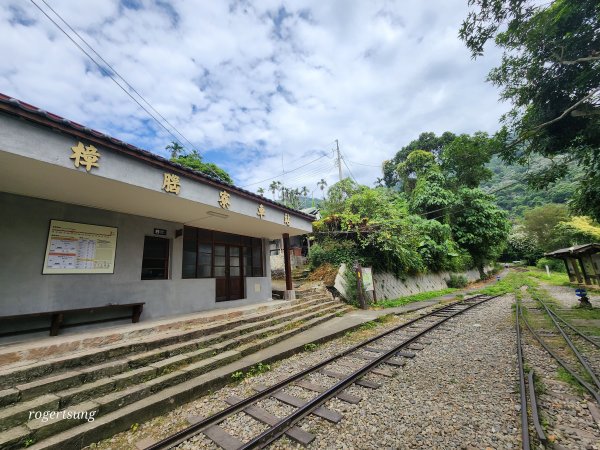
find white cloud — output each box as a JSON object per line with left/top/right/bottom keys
{"left": 0, "top": 0, "right": 507, "bottom": 193}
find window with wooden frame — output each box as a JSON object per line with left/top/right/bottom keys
{"left": 182, "top": 227, "right": 263, "bottom": 279}
{"left": 141, "top": 236, "right": 170, "bottom": 280}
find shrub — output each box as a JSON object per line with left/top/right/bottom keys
{"left": 446, "top": 273, "right": 468, "bottom": 288}
{"left": 341, "top": 266, "right": 359, "bottom": 307}
{"left": 536, "top": 257, "right": 566, "bottom": 273}
{"left": 308, "top": 239, "right": 359, "bottom": 269}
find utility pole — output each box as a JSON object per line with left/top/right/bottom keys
{"left": 335, "top": 139, "right": 343, "bottom": 182}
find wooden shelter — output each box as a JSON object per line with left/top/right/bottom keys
{"left": 545, "top": 243, "right": 600, "bottom": 286}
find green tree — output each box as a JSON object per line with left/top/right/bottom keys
{"left": 396, "top": 149, "right": 436, "bottom": 195}
{"left": 450, "top": 188, "right": 511, "bottom": 277}
{"left": 166, "top": 141, "right": 184, "bottom": 159}
{"left": 440, "top": 132, "right": 494, "bottom": 189}
{"left": 503, "top": 225, "right": 543, "bottom": 264}
{"left": 408, "top": 167, "right": 455, "bottom": 220}
{"left": 413, "top": 216, "right": 465, "bottom": 272}
{"left": 383, "top": 131, "right": 456, "bottom": 188}
{"left": 317, "top": 179, "right": 328, "bottom": 198}
{"left": 523, "top": 204, "right": 570, "bottom": 251}
{"left": 322, "top": 178, "right": 365, "bottom": 215}
{"left": 169, "top": 147, "right": 233, "bottom": 184}
{"left": 257, "top": 187, "right": 265, "bottom": 196}
{"left": 269, "top": 181, "right": 282, "bottom": 200}
{"left": 481, "top": 155, "right": 580, "bottom": 217}
{"left": 460, "top": 0, "right": 600, "bottom": 220}
{"left": 551, "top": 216, "right": 600, "bottom": 249}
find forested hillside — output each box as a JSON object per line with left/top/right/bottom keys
{"left": 482, "top": 156, "right": 579, "bottom": 217}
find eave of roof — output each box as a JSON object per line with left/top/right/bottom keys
{"left": 0, "top": 93, "right": 315, "bottom": 222}
{"left": 545, "top": 243, "right": 600, "bottom": 257}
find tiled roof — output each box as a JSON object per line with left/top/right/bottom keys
{"left": 0, "top": 92, "right": 315, "bottom": 221}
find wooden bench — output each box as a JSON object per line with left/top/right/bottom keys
{"left": 0, "top": 302, "right": 145, "bottom": 337}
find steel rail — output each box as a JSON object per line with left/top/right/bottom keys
{"left": 537, "top": 301, "right": 600, "bottom": 391}
{"left": 239, "top": 294, "right": 500, "bottom": 449}
{"left": 520, "top": 308, "right": 600, "bottom": 404}
{"left": 547, "top": 307, "right": 600, "bottom": 350}
{"left": 527, "top": 370, "right": 546, "bottom": 443}
{"left": 146, "top": 294, "right": 487, "bottom": 450}
{"left": 516, "top": 300, "right": 531, "bottom": 450}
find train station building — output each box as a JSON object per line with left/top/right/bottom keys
{"left": 0, "top": 93, "right": 314, "bottom": 338}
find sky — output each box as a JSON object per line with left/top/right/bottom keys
{"left": 0, "top": 0, "right": 508, "bottom": 195}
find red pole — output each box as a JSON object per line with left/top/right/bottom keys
{"left": 283, "top": 233, "right": 293, "bottom": 292}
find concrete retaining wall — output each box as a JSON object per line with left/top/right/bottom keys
{"left": 334, "top": 264, "right": 490, "bottom": 301}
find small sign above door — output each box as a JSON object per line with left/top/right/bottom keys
{"left": 154, "top": 228, "right": 167, "bottom": 236}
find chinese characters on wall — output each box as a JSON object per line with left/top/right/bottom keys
{"left": 162, "top": 173, "right": 181, "bottom": 194}
{"left": 70, "top": 142, "right": 100, "bottom": 171}
{"left": 68, "top": 142, "right": 297, "bottom": 228}
{"left": 218, "top": 190, "right": 231, "bottom": 209}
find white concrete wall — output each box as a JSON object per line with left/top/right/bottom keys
{"left": 270, "top": 254, "right": 307, "bottom": 271}
{"left": 0, "top": 192, "right": 272, "bottom": 324}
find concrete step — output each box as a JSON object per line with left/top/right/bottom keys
{"left": 3, "top": 306, "right": 351, "bottom": 450}
{"left": 0, "top": 295, "right": 323, "bottom": 367}
{"left": 0, "top": 296, "right": 328, "bottom": 389}
{"left": 0, "top": 303, "right": 349, "bottom": 436}
{"left": 0, "top": 299, "right": 341, "bottom": 408}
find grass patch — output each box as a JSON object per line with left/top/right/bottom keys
{"left": 375, "top": 314, "right": 395, "bottom": 324}
{"left": 556, "top": 366, "right": 586, "bottom": 394}
{"left": 303, "top": 342, "right": 319, "bottom": 352}
{"left": 376, "top": 288, "right": 457, "bottom": 309}
{"left": 358, "top": 321, "right": 378, "bottom": 331}
{"left": 231, "top": 362, "right": 272, "bottom": 382}
{"left": 525, "top": 268, "right": 571, "bottom": 286}
{"left": 476, "top": 272, "right": 535, "bottom": 297}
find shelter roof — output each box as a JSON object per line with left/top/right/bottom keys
{"left": 545, "top": 243, "right": 600, "bottom": 258}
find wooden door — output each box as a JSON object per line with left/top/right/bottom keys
{"left": 215, "top": 244, "right": 244, "bottom": 302}
{"left": 228, "top": 246, "right": 243, "bottom": 300}
{"left": 215, "top": 244, "right": 227, "bottom": 301}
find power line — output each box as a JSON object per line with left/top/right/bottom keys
{"left": 279, "top": 161, "right": 335, "bottom": 186}
{"left": 345, "top": 159, "right": 382, "bottom": 168}
{"left": 29, "top": 0, "right": 227, "bottom": 182}
{"left": 337, "top": 147, "right": 359, "bottom": 185}
{"left": 38, "top": 0, "right": 195, "bottom": 152}
{"left": 240, "top": 152, "right": 331, "bottom": 188}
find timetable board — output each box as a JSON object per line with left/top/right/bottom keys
{"left": 42, "top": 220, "right": 118, "bottom": 274}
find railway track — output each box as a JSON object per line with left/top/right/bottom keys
{"left": 516, "top": 292, "right": 600, "bottom": 449}
{"left": 145, "top": 293, "right": 500, "bottom": 450}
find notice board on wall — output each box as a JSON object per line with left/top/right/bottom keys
{"left": 42, "top": 220, "right": 118, "bottom": 274}
{"left": 361, "top": 267, "right": 374, "bottom": 291}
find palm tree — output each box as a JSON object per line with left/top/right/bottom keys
{"left": 317, "top": 179, "right": 328, "bottom": 198}
{"left": 257, "top": 187, "right": 265, "bottom": 196}
{"left": 166, "top": 141, "right": 184, "bottom": 159}
{"left": 269, "top": 181, "right": 281, "bottom": 200}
